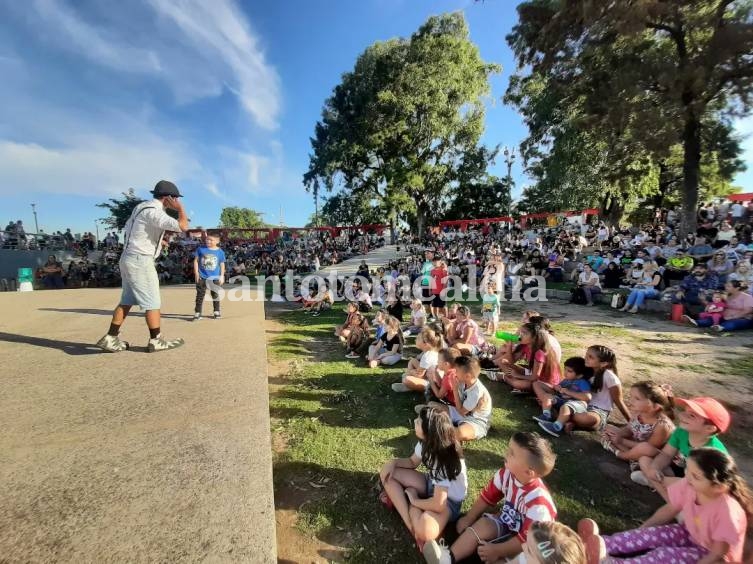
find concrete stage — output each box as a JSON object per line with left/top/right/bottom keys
{"left": 0, "top": 286, "right": 276, "bottom": 562}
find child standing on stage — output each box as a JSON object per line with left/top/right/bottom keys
{"left": 193, "top": 233, "right": 226, "bottom": 320}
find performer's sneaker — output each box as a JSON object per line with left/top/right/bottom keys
{"left": 96, "top": 334, "right": 130, "bottom": 353}
{"left": 193, "top": 313, "right": 202, "bottom": 321}
{"left": 213, "top": 311, "right": 221, "bottom": 319}
{"left": 148, "top": 334, "right": 185, "bottom": 353}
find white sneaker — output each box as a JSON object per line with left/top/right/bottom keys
{"left": 213, "top": 311, "right": 221, "bottom": 319}
{"left": 422, "top": 539, "right": 451, "bottom": 564}
{"left": 96, "top": 334, "right": 130, "bottom": 353}
{"left": 682, "top": 314, "right": 697, "bottom": 327}
{"left": 391, "top": 382, "right": 410, "bottom": 392}
{"left": 148, "top": 334, "right": 185, "bottom": 353}
{"left": 630, "top": 470, "right": 650, "bottom": 487}
{"left": 193, "top": 313, "right": 201, "bottom": 321}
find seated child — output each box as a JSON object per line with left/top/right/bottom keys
{"left": 425, "top": 347, "right": 463, "bottom": 409}
{"left": 513, "top": 521, "right": 585, "bottom": 564}
{"left": 699, "top": 290, "right": 726, "bottom": 326}
{"left": 497, "top": 323, "right": 561, "bottom": 393}
{"left": 404, "top": 299, "right": 427, "bottom": 337}
{"left": 423, "top": 432, "right": 557, "bottom": 564}
{"left": 533, "top": 356, "right": 593, "bottom": 437}
{"left": 580, "top": 448, "right": 750, "bottom": 564}
{"left": 347, "top": 310, "right": 386, "bottom": 359}
{"left": 634, "top": 396, "right": 729, "bottom": 502}
{"left": 393, "top": 327, "right": 443, "bottom": 393}
{"left": 334, "top": 302, "right": 359, "bottom": 341}
{"left": 367, "top": 315, "right": 404, "bottom": 368}
{"left": 379, "top": 406, "right": 467, "bottom": 550}
{"left": 600, "top": 381, "right": 675, "bottom": 468}
{"left": 440, "top": 356, "right": 492, "bottom": 442}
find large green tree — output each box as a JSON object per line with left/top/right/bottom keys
{"left": 218, "top": 207, "right": 268, "bottom": 229}
{"left": 96, "top": 189, "right": 145, "bottom": 231}
{"left": 506, "top": 0, "right": 753, "bottom": 235}
{"left": 304, "top": 13, "right": 499, "bottom": 236}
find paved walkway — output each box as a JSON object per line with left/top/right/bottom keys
{"left": 0, "top": 286, "right": 276, "bottom": 562}
{"left": 315, "top": 244, "right": 403, "bottom": 277}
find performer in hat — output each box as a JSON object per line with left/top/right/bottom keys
{"left": 96, "top": 180, "right": 189, "bottom": 353}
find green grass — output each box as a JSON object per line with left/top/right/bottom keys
{"left": 268, "top": 306, "right": 661, "bottom": 563}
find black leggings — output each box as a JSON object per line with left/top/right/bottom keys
{"left": 195, "top": 278, "right": 220, "bottom": 313}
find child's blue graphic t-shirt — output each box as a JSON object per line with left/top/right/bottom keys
{"left": 196, "top": 247, "right": 226, "bottom": 280}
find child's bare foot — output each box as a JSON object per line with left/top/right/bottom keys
{"left": 368, "top": 360, "right": 378, "bottom": 369}
{"left": 584, "top": 534, "right": 606, "bottom": 564}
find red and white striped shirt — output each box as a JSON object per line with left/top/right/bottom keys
{"left": 480, "top": 467, "right": 557, "bottom": 542}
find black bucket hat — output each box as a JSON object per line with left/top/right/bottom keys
{"left": 152, "top": 180, "right": 182, "bottom": 198}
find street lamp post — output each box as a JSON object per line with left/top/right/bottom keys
{"left": 31, "top": 203, "right": 39, "bottom": 233}
{"left": 502, "top": 147, "right": 516, "bottom": 217}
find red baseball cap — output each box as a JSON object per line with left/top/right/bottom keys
{"left": 676, "top": 397, "right": 731, "bottom": 433}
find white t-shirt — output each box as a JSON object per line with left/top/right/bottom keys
{"left": 419, "top": 350, "right": 439, "bottom": 370}
{"left": 589, "top": 369, "right": 621, "bottom": 412}
{"left": 413, "top": 442, "right": 468, "bottom": 503}
{"left": 411, "top": 308, "right": 426, "bottom": 325}
{"left": 578, "top": 271, "right": 601, "bottom": 288}
{"left": 460, "top": 380, "right": 492, "bottom": 423}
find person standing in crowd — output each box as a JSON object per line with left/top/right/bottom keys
{"left": 193, "top": 232, "right": 226, "bottom": 321}
{"left": 96, "top": 180, "right": 189, "bottom": 353}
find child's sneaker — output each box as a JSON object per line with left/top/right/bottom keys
{"left": 422, "top": 539, "right": 451, "bottom": 564}
{"left": 345, "top": 352, "right": 360, "bottom": 359}
{"left": 391, "top": 382, "right": 410, "bottom": 393}
{"left": 148, "top": 334, "right": 185, "bottom": 353}
{"left": 95, "top": 334, "right": 130, "bottom": 352}
{"left": 630, "top": 470, "right": 650, "bottom": 487}
{"left": 538, "top": 420, "right": 561, "bottom": 437}
{"left": 312, "top": 312, "right": 320, "bottom": 317}
{"left": 682, "top": 314, "right": 697, "bottom": 326}
{"left": 193, "top": 313, "right": 201, "bottom": 321}
{"left": 213, "top": 311, "right": 221, "bottom": 320}
{"left": 532, "top": 413, "right": 552, "bottom": 423}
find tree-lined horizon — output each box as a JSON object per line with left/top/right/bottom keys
{"left": 305, "top": 3, "right": 752, "bottom": 235}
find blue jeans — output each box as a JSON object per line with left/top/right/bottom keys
{"left": 695, "top": 317, "right": 753, "bottom": 331}
{"left": 626, "top": 288, "right": 660, "bottom": 309}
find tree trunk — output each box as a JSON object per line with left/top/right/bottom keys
{"left": 680, "top": 111, "right": 701, "bottom": 238}
{"left": 416, "top": 206, "right": 428, "bottom": 238}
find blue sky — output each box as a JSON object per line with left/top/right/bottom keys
{"left": 0, "top": 0, "right": 750, "bottom": 236}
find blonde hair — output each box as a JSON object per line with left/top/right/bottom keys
{"left": 419, "top": 327, "right": 443, "bottom": 350}
{"left": 527, "top": 521, "right": 585, "bottom": 564}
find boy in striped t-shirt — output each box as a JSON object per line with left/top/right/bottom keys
{"left": 423, "top": 432, "right": 557, "bottom": 564}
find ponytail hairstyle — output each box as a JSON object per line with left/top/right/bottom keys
{"left": 587, "top": 345, "right": 617, "bottom": 392}
{"left": 419, "top": 327, "right": 443, "bottom": 351}
{"left": 418, "top": 406, "right": 463, "bottom": 482}
{"left": 689, "top": 448, "right": 753, "bottom": 519}
{"left": 522, "top": 309, "right": 541, "bottom": 323}
{"left": 522, "top": 322, "right": 559, "bottom": 379}
{"left": 527, "top": 521, "right": 586, "bottom": 564}
{"left": 528, "top": 315, "right": 555, "bottom": 335}
{"left": 632, "top": 381, "right": 675, "bottom": 419}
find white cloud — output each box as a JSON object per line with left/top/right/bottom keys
{"left": 0, "top": 138, "right": 197, "bottom": 197}
{"left": 26, "top": 0, "right": 281, "bottom": 130}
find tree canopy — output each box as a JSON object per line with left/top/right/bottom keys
{"left": 304, "top": 12, "right": 500, "bottom": 235}
{"left": 96, "top": 189, "right": 145, "bottom": 231}
{"left": 504, "top": 0, "right": 752, "bottom": 234}
{"left": 218, "top": 207, "right": 268, "bottom": 229}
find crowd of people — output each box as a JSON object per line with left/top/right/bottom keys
{"left": 295, "top": 198, "right": 753, "bottom": 563}
{"left": 308, "top": 275, "right": 751, "bottom": 563}
{"left": 17, "top": 227, "right": 386, "bottom": 291}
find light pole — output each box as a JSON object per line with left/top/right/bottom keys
{"left": 31, "top": 203, "right": 39, "bottom": 233}
{"left": 502, "top": 147, "right": 516, "bottom": 217}
{"left": 95, "top": 220, "right": 100, "bottom": 242}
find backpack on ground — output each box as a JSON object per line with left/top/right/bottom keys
{"left": 610, "top": 293, "right": 626, "bottom": 309}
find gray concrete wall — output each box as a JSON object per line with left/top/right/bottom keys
{"left": 0, "top": 249, "right": 78, "bottom": 280}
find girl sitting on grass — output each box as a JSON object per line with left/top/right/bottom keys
{"left": 367, "top": 315, "right": 404, "bottom": 368}
{"left": 497, "top": 323, "right": 561, "bottom": 393}
{"left": 379, "top": 406, "right": 467, "bottom": 551}
{"left": 403, "top": 299, "right": 427, "bottom": 337}
{"left": 393, "top": 327, "right": 443, "bottom": 393}
{"left": 579, "top": 448, "right": 751, "bottom": 564}
{"left": 600, "top": 380, "right": 675, "bottom": 468}
{"left": 334, "top": 302, "right": 359, "bottom": 341}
